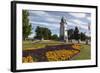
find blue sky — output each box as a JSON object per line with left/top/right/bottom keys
{"left": 27, "top": 10, "right": 91, "bottom": 38}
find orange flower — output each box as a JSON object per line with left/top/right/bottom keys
{"left": 72, "top": 44, "right": 80, "bottom": 50}
{"left": 46, "top": 49, "right": 79, "bottom": 61}
{"left": 22, "top": 56, "right": 33, "bottom": 63}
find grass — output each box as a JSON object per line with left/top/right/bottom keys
{"left": 23, "top": 40, "right": 66, "bottom": 50}
{"left": 72, "top": 44, "right": 91, "bottom": 60}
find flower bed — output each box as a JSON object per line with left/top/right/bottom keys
{"left": 46, "top": 49, "right": 79, "bottom": 61}
{"left": 22, "top": 44, "right": 80, "bottom": 63}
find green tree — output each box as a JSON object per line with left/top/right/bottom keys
{"left": 68, "top": 29, "right": 74, "bottom": 42}
{"left": 34, "top": 26, "right": 42, "bottom": 40}
{"left": 34, "top": 26, "right": 51, "bottom": 40}
{"left": 80, "top": 32, "right": 86, "bottom": 41}
{"left": 74, "top": 27, "right": 80, "bottom": 43}
{"left": 51, "top": 34, "right": 59, "bottom": 40}
{"left": 43, "top": 28, "right": 51, "bottom": 40}
{"left": 22, "top": 10, "right": 32, "bottom": 40}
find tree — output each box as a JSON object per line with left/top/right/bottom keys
{"left": 73, "top": 27, "right": 80, "bottom": 43}
{"left": 22, "top": 10, "right": 32, "bottom": 40}
{"left": 34, "top": 26, "right": 42, "bottom": 40}
{"left": 34, "top": 26, "right": 52, "bottom": 40}
{"left": 80, "top": 32, "right": 86, "bottom": 41}
{"left": 42, "top": 28, "right": 51, "bottom": 40}
{"left": 68, "top": 29, "right": 74, "bottom": 42}
{"left": 51, "top": 34, "right": 59, "bottom": 40}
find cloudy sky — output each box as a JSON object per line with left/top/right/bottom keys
{"left": 27, "top": 10, "right": 91, "bottom": 38}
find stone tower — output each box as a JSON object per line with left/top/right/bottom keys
{"left": 60, "top": 17, "right": 68, "bottom": 42}
{"left": 60, "top": 17, "right": 65, "bottom": 41}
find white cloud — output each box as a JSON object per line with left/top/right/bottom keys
{"left": 30, "top": 21, "right": 60, "bottom": 29}
{"left": 73, "top": 19, "right": 87, "bottom": 25}
{"left": 67, "top": 21, "right": 88, "bottom": 30}
{"left": 86, "top": 16, "right": 91, "bottom": 21}
{"left": 69, "top": 13, "right": 86, "bottom": 18}
{"left": 46, "top": 17, "right": 60, "bottom": 23}
{"left": 29, "top": 11, "right": 50, "bottom": 17}
{"left": 29, "top": 11, "right": 60, "bottom": 23}
{"left": 79, "top": 25, "right": 88, "bottom": 30}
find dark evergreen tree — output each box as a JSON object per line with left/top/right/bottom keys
{"left": 80, "top": 32, "right": 86, "bottom": 41}
{"left": 73, "top": 27, "right": 80, "bottom": 43}
{"left": 68, "top": 29, "right": 74, "bottom": 42}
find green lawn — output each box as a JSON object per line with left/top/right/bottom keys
{"left": 72, "top": 44, "right": 91, "bottom": 60}
{"left": 23, "top": 40, "right": 66, "bottom": 50}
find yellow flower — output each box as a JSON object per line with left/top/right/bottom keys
{"left": 46, "top": 49, "right": 79, "bottom": 61}
{"left": 27, "top": 56, "right": 33, "bottom": 63}
{"left": 22, "top": 57, "right": 28, "bottom": 63}
{"left": 22, "top": 56, "right": 33, "bottom": 63}
{"left": 72, "top": 44, "right": 80, "bottom": 50}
